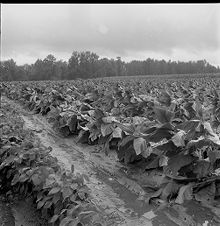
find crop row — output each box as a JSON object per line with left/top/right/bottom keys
{"left": 1, "top": 77, "right": 220, "bottom": 212}
{"left": 0, "top": 98, "right": 103, "bottom": 226}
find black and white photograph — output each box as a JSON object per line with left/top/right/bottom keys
{"left": 0, "top": 3, "right": 220, "bottom": 226}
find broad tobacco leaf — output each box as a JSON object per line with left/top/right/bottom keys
{"left": 146, "top": 187, "right": 163, "bottom": 204}
{"left": 192, "top": 98, "right": 203, "bottom": 118}
{"left": 187, "top": 134, "right": 220, "bottom": 149}
{"left": 62, "top": 186, "right": 73, "bottom": 200}
{"left": 145, "top": 155, "right": 160, "bottom": 170}
{"left": 132, "top": 116, "right": 149, "bottom": 125}
{"left": 49, "top": 215, "right": 59, "bottom": 223}
{"left": 175, "top": 183, "right": 194, "bottom": 204}
{"left": 195, "top": 182, "right": 216, "bottom": 204}
{"left": 208, "top": 150, "right": 220, "bottom": 163}
{"left": 116, "top": 122, "right": 135, "bottom": 134}
{"left": 155, "top": 140, "right": 178, "bottom": 155}
{"left": 177, "top": 120, "right": 200, "bottom": 133}
{"left": 100, "top": 123, "right": 113, "bottom": 137}
{"left": 157, "top": 91, "right": 172, "bottom": 107}
{"left": 172, "top": 130, "right": 186, "bottom": 147}
{"left": 203, "top": 122, "right": 220, "bottom": 145}
{"left": 119, "top": 135, "right": 135, "bottom": 147}
{"left": 193, "top": 159, "right": 213, "bottom": 178}
{"left": 148, "top": 126, "right": 174, "bottom": 143}
{"left": 112, "top": 127, "right": 122, "bottom": 138}
{"left": 163, "top": 153, "right": 195, "bottom": 178}
{"left": 207, "top": 133, "right": 220, "bottom": 146}
{"left": 161, "top": 181, "right": 181, "bottom": 200}
{"left": 133, "top": 137, "right": 153, "bottom": 158}
{"left": 76, "top": 130, "right": 90, "bottom": 144}
{"left": 123, "top": 145, "right": 139, "bottom": 164}
{"left": 142, "top": 145, "right": 153, "bottom": 159}
{"left": 117, "top": 137, "right": 140, "bottom": 164}
{"left": 48, "top": 187, "right": 61, "bottom": 195}
{"left": 67, "top": 115, "right": 78, "bottom": 133}
{"left": 186, "top": 136, "right": 208, "bottom": 149}
{"left": 93, "top": 109, "right": 105, "bottom": 120}
{"left": 203, "top": 122, "right": 215, "bottom": 136}
{"left": 102, "top": 116, "right": 119, "bottom": 124}
{"left": 133, "top": 137, "right": 147, "bottom": 155}
{"left": 139, "top": 94, "right": 155, "bottom": 102}
{"left": 31, "top": 173, "right": 43, "bottom": 186}
{"left": 159, "top": 155, "right": 169, "bottom": 167}
{"left": 154, "top": 106, "right": 175, "bottom": 124}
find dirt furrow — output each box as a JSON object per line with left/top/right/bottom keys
{"left": 4, "top": 96, "right": 155, "bottom": 226}
{"left": 4, "top": 96, "right": 218, "bottom": 226}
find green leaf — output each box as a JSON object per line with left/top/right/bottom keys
{"left": 159, "top": 155, "right": 169, "bottom": 167}
{"left": 154, "top": 107, "right": 174, "bottom": 124}
{"left": 100, "top": 124, "right": 113, "bottom": 137}
{"left": 118, "top": 144, "right": 139, "bottom": 164}
{"left": 146, "top": 188, "right": 163, "bottom": 204}
{"left": 161, "top": 181, "right": 181, "bottom": 200}
{"left": 208, "top": 150, "right": 220, "bottom": 163}
{"left": 193, "top": 160, "right": 212, "bottom": 178}
{"left": 37, "top": 200, "right": 45, "bottom": 209}
{"left": 79, "top": 210, "right": 96, "bottom": 216}
{"left": 175, "top": 183, "right": 193, "bottom": 204}
{"left": 62, "top": 187, "right": 73, "bottom": 200}
{"left": 148, "top": 126, "right": 173, "bottom": 143}
{"left": 19, "top": 173, "right": 29, "bottom": 183}
{"left": 82, "top": 174, "right": 90, "bottom": 182}
{"left": 116, "top": 122, "right": 135, "bottom": 134}
{"left": 36, "top": 192, "right": 43, "bottom": 202}
{"left": 48, "top": 187, "right": 61, "bottom": 195}
{"left": 112, "top": 127, "right": 122, "bottom": 138}
{"left": 119, "top": 135, "right": 135, "bottom": 147}
{"left": 172, "top": 130, "right": 186, "bottom": 147}
{"left": 133, "top": 137, "right": 147, "bottom": 155}
{"left": 52, "top": 192, "right": 61, "bottom": 204}
{"left": 195, "top": 182, "right": 216, "bottom": 204}
{"left": 44, "top": 200, "right": 53, "bottom": 209}
{"left": 67, "top": 115, "right": 78, "bottom": 132}
{"left": 59, "top": 217, "right": 74, "bottom": 226}
{"left": 49, "top": 214, "right": 59, "bottom": 223}
{"left": 102, "top": 116, "right": 118, "bottom": 123}
{"left": 207, "top": 133, "right": 220, "bottom": 146}
{"left": 31, "top": 174, "right": 42, "bottom": 186}
{"left": 70, "top": 194, "right": 77, "bottom": 202}
{"left": 157, "top": 90, "right": 172, "bottom": 106}
{"left": 145, "top": 155, "right": 160, "bottom": 170}
{"left": 192, "top": 98, "right": 203, "bottom": 118}
{"left": 186, "top": 136, "right": 208, "bottom": 149}
{"left": 164, "top": 153, "right": 195, "bottom": 177}
{"left": 93, "top": 109, "right": 105, "bottom": 120}
{"left": 177, "top": 120, "right": 200, "bottom": 133}
{"left": 11, "top": 173, "right": 20, "bottom": 185}
{"left": 141, "top": 145, "right": 153, "bottom": 159}
{"left": 71, "top": 183, "right": 78, "bottom": 190}
{"left": 203, "top": 122, "right": 215, "bottom": 136}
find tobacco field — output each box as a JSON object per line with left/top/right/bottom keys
{"left": 1, "top": 73, "right": 220, "bottom": 226}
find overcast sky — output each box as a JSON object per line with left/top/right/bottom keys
{"left": 1, "top": 4, "right": 220, "bottom": 66}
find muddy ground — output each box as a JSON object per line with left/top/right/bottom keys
{"left": 1, "top": 96, "right": 220, "bottom": 226}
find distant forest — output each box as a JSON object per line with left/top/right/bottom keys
{"left": 1, "top": 51, "right": 220, "bottom": 81}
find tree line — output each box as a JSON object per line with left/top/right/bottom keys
{"left": 1, "top": 51, "right": 220, "bottom": 81}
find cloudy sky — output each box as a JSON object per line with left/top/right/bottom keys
{"left": 1, "top": 4, "right": 220, "bottom": 66}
